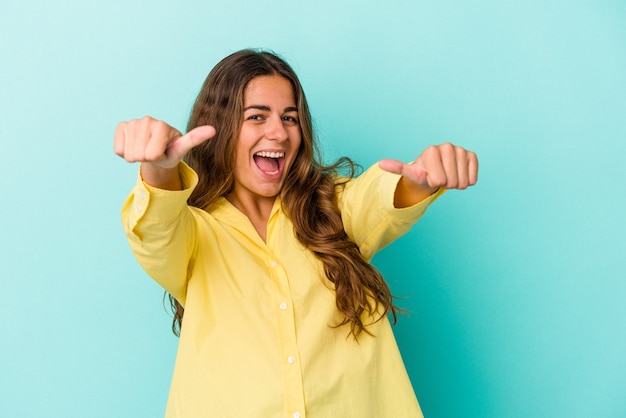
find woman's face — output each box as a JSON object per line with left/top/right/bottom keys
{"left": 229, "top": 75, "right": 302, "bottom": 204}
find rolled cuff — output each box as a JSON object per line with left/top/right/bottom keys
{"left": 378, "top": 167, "right": 446, "bottom": 223}
{"left": 123, "top": 162, "right": 198, "bottom": 233}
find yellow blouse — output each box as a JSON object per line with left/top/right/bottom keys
{"left": 122, "top": 162, "right": 443, "bottom": 418}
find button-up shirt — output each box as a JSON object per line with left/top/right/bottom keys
{"left": 122, "top": 162, "right": 443, "bottom": 418}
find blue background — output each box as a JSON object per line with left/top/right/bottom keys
{"left": 1, "top": 0, "right": 625, "bottom": 417}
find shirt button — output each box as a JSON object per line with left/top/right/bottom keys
{"left": 279, "top": 302, "right": 287, "bottom": 310}
{"left": 270, "top": 261, "right": 278, "bottom": 268}
{"left": 293, "top": 413, "right": 301, "bottom": 418}
{"left": 287, "top": 356, "right": 295, "bottom": 364}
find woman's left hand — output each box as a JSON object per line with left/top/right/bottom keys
{"left": 378, "top": 142, "right": 478, "bottom": 207}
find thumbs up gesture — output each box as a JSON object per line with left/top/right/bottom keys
{"left": 114, "top": 116, "right": 216, "bottom": 189}
{"left": 378, "top": 142, "right": 478, "bottom": 207}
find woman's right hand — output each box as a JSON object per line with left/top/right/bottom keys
{"left": 114, "top": 116, "right": 216, "bottom": 189}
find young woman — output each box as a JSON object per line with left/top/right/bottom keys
{"left": 115, "top": 49, "right": 477, "bottom": 418}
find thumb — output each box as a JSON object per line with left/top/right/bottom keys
{"left": 379, "top": 158, "right": 429, "bottom": 186}
{"left": 378, "top": 158, "right": 405, "bottom": 175}
{"left": 167, "top": 125, "right": 216, "bottom": 160}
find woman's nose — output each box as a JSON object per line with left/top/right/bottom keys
{"left": 264, "top": 116, "right": 288, "bottom": 141}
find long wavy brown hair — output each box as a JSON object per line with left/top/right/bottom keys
{"left": 168, "top": 49, "right": 399, "bottom": 339}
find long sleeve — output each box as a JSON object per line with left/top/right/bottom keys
{"left": 121, "top": 162, "right": 199, "bottom": 304}
{"left": 121, "top": 161, "right": 428, "bottom": 417}
{"left": 337, "top": 164, "right": 445, "bottom": 261}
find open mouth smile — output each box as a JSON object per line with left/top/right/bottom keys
{"left": 253, "top": 151, "right": 285, "bottom": 176}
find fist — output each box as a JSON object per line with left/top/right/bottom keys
{"left": 114, "top": 116, "right": 216, "bottom": 170}
{"left": 379, "top": 142, "right": 478, "bottom": 191}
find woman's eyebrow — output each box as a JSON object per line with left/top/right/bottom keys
{"left": 244, "top": 105, "right": 298, "bottom": 113}
{"left": 244, "top": 105, "right": 271, "bottom": 112}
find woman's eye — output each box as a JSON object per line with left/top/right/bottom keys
{"left": 282, "top": 116, "right": 298, "bottom": 124}
{"left": 247, "top": 114, "right": 263, "bottom": 121}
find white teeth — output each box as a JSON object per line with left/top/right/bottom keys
{"left": 255, "top": 151, "right": 285, "bottom": 158}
